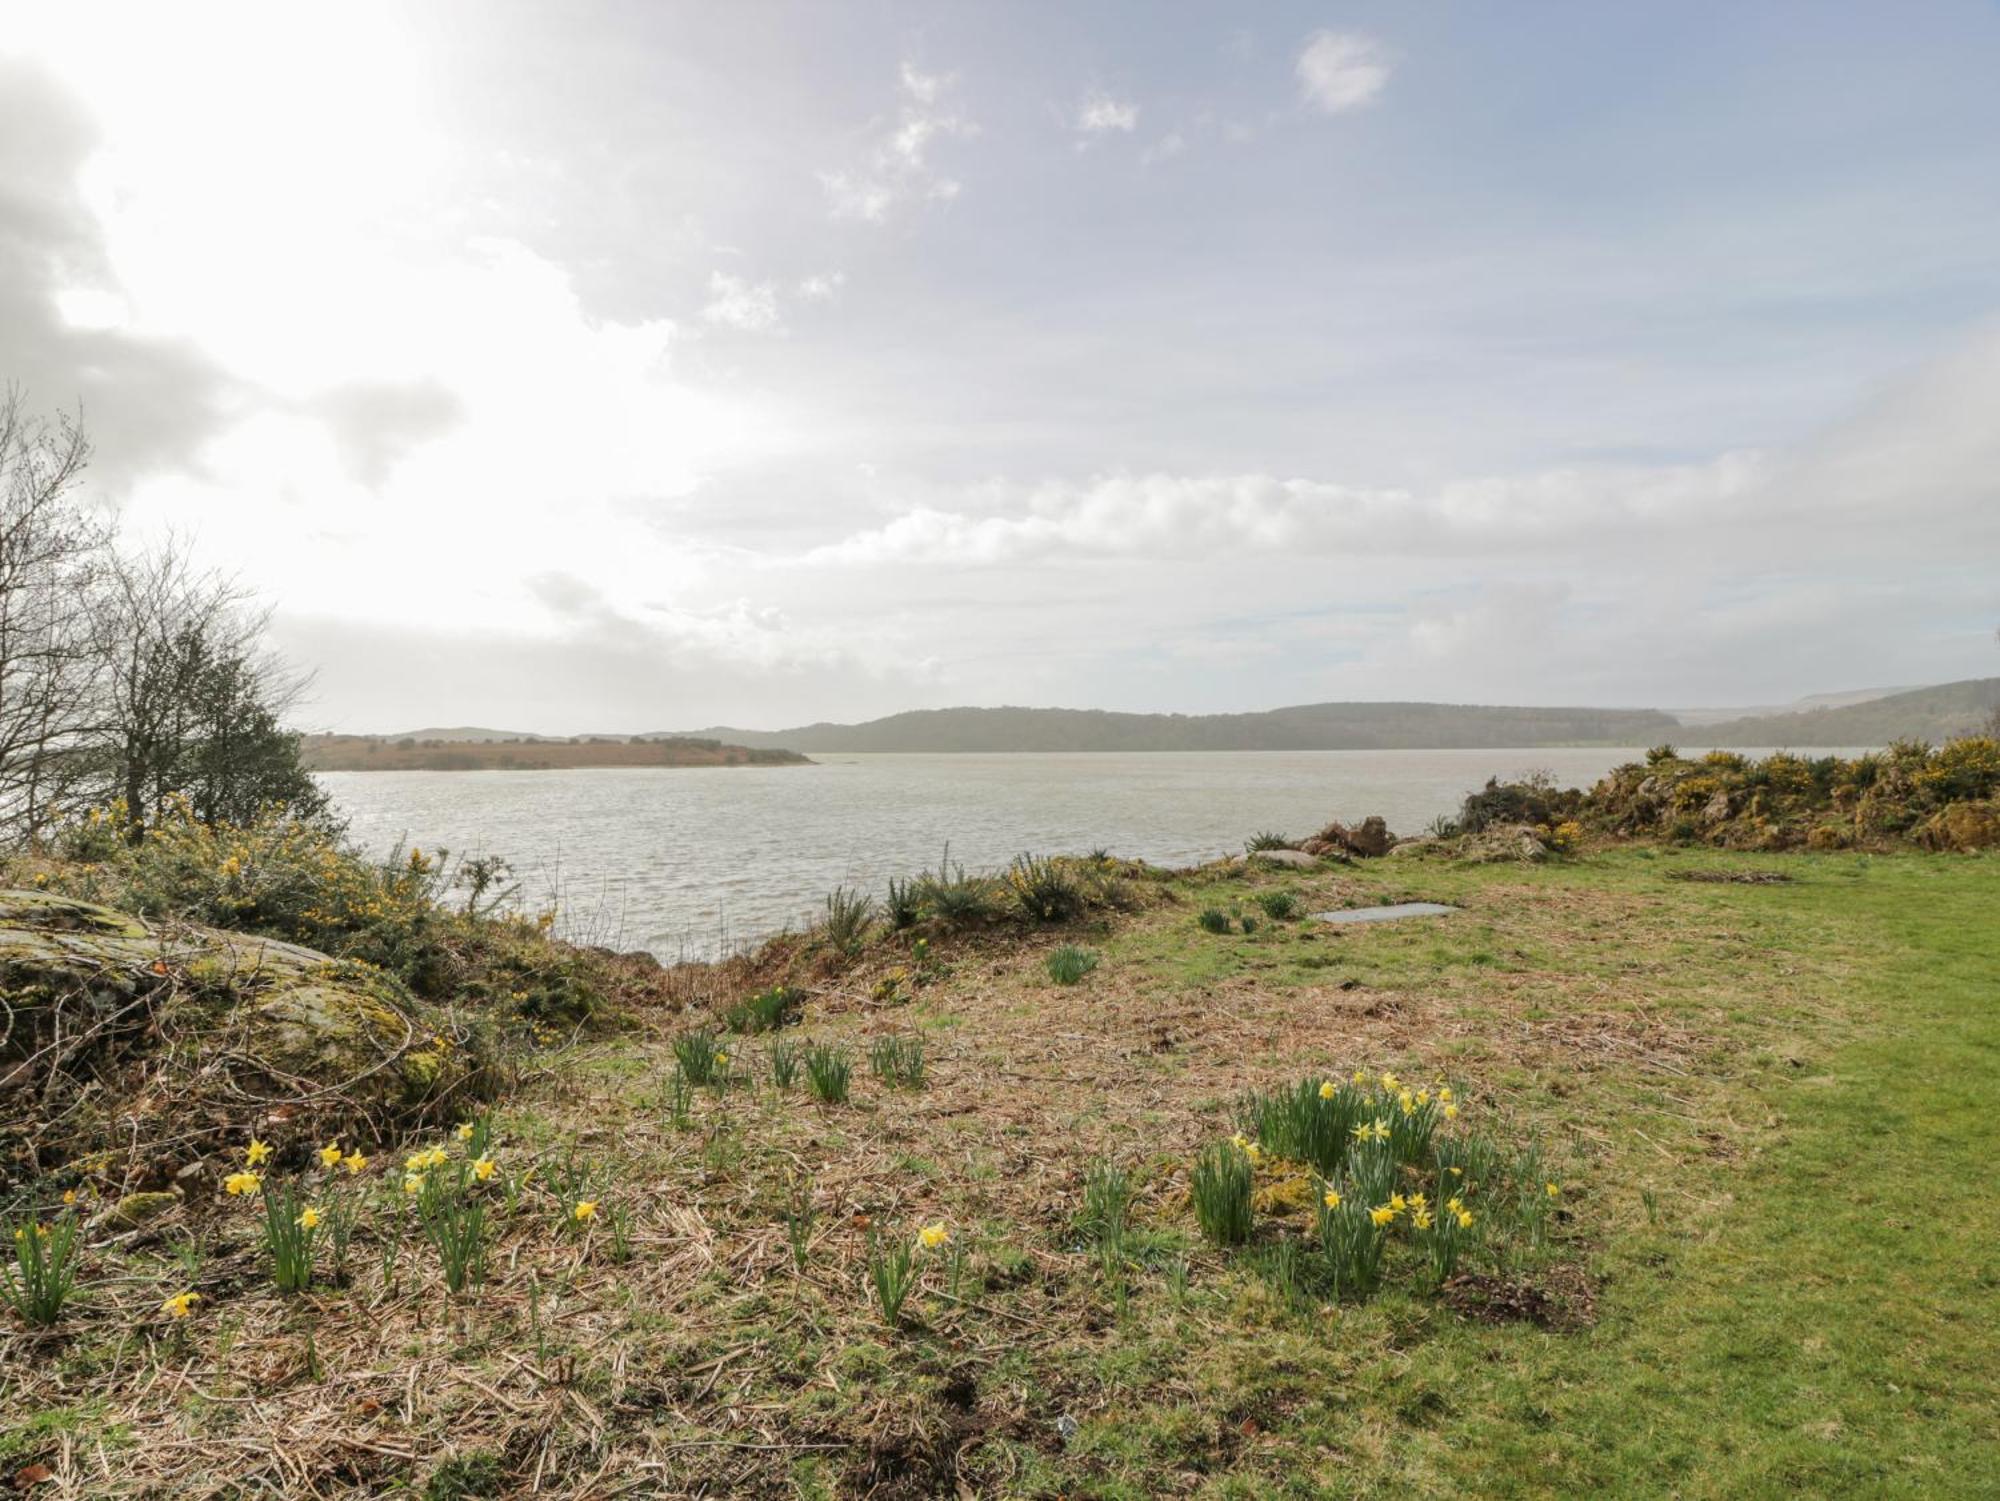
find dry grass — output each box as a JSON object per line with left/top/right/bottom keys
{"left": 0, "top": 851, "right": 1898, "bottom": 1496}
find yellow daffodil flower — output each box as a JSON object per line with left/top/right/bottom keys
{"left": 1438, "top": 1086, "right": 1454, "bottom": 1103}
{"left": 1443, "top": 1103, "right": 1459, "bottom": 1121}
{"left": 61, "top": 1188, "right": 77, "bottom": 1205}
{"left": 244, "top": 1139, "right": 272, "bottom": 1167}
{"left": 456, "top": 1123, "right": 475, "bottom": 1142}
{"left": 223, "top": 1171, "right": 261, "bottom": 1197}
{"left": 297, "top": 1207, "right": 321, "bottom": 1231}
{"left": 573, "top": 1200, "right": 598, "bottom": 1223}
{"left": 344, "top": 1151, "right": 368, "bottom": 1175}
{"left": 403, "top": 1174, "right": 426, "bottom": 1196}
{"left": 1546, "top": 1182, "right": 1561, "bottom": 1198}
{"left": 1412, "top": 1209, "right": 1434, "bottom": 1230}
{"left": 1456, "top": 1209, "right": 1475, "bottom": 1229}
{"left": 1389, "top": 1194, "right": 1407, "bottom": 1213}
{"left": 1322, "top": 1189, "right": 1342, "bottom": 1209}
{"left": 1369, "top": 1204, "right": 1396, "bottom": 1227}
{"left": 160, "top": 1291, "right": 201, "bottom": 1319}
{"left": 1351, "top": 1069, "right": 1367, "bottom": 1085}
{"left": 319, "top": 1143, "right": 343, "bottom": 1168}
{"left": 1380, "top": 1072, "right": 1400, "bottom": 1092}
{"left": 1318, "top": 1080, "right": 1337, "bottom": 1100}
{"left": 473, "top": 1156, "right": 497, "bottom": 1182}
{"left": 918, "top": 1222, "right": 951, "bottom": 1249}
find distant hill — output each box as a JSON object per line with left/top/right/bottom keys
{"left": 659, "top": 701, "right": 1684, "bottom": 753}
{"left": 304, "top": 734, "right": 809, "bottom": 771}
{"left": 1694, "top": 679, "right": 2000, "bottom": 747}
{"left": 1670, "top": 685, "right": 1911, "bottom": 727}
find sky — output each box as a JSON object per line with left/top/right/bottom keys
{"left": 3, "top": 0, "right": 1998, "bottom": 733}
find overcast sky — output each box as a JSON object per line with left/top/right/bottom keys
{"left": 5, "top": 1, "right": 1998, "bottom": 732}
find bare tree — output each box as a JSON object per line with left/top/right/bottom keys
{"left": 93, "top": 541, "right": 326, "bottom": 839}
{"left": 0, "top": 389, "right": 108, "bottom": 843}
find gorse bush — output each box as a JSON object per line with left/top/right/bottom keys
{"left": 1045, "top": 945, "right": 1099, "bottom": 985}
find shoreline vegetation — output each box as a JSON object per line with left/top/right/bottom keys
{"left": 2, "top": 742, "right": 1997, "bottom": 1495}
{"left": 301, "top": 733, "right": 812, "bottom": 772}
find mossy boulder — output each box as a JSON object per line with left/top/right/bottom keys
{"left": 0, "top": 890, "right": 497, "bottom": 1184}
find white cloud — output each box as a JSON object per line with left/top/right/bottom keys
{"left": 1076, "top": 93, "right": 1139, "bottom": 136}
{"left": 1295, "top": 31, "right": 1390, "bottom": 115}
{"left": 1140, "top": 131, "right": 1186, "bottom": 167}
{"left": 795, "top": 270, "right": 847, "bottom": 301}
{"left": 821, "top": 61, "right": 974, "bottom": 222}
{"left": 701, "top": 270, "right": 783, "bottom": 332}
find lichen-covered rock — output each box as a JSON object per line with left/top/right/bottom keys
{"left": 1, "top": 890, "right": 496, "bottom": 1184}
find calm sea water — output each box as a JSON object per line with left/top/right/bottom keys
{"left": 314, "top": 748, "right": 1704, "bottom": 958}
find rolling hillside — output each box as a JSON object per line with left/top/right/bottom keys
{"left": 1694, "top": 678, "right": 2000, "bottom": 747}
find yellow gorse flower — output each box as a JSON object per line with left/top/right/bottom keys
{"left": 244, "top": 1139, "right": 272, "bottom": 1167}
{"left": 918, "top": 1222, "right": 950, "bottom": 1249}
{"left": 319, "top": 1143, "right": 344, "bottom": 1168}
{"left": 160, "top": 1291, "right": 201, "bottom": 1319}
{"left": 223, "top": 1171, "right": 261, "bottom": 1197}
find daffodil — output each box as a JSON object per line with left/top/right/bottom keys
{"left": 223, "top": 1171, "right": 261, "bottom": 1197}
{"left": 1369, "top": 1204, "right": 1396, "bottom": 1227}
{"left": 918, "top": 1221, "right": 950, "bottom": 1249}
{"left": 61, "top": 1188, "right": 77, "bottom": 1205}
{"left": 473, "top": 1156, "right": 497, "bottom": 1182}
{"left": 1380, "top": 1071, "right": 1400, "bottom": 1092}
{"left": 1322, "top": 1189, "right": 1342, "bottom": 1209}
{"left": 1351, "top": 1069, "right": 1367, "bottom": 1085}
{"left": 1350, "top": 1122, "right": 1373, "bottom": 1142}
{"left": 1546, "top": 1182, "right": 1561, "bottom": 1199}
{"left": 344, "top": 1151, "right": 368, "bottom": 1175}
{"left": 1443, "top": 1103, "right": 1459, "bottom": 1121}
{"left": 244, "top": 1139, "right": 272, "bottom": 1167}
{"left": 1412, "top": 1208, "right": 1434, "bottom": 1230}
{"left": 1371, "top": 1119, "right": 1391, "bottom": 1142}
{"left": 318, "top": 1143, "right": 344, "bottom": 1168}
{"left": 456, "top": 1122, "right": 475, "bottom": 1142}
{"left": 297, "top": 1206, "right": 321, "bottom": 1231}
{"left": 573, "top": 1200, "right": 599, "bottom": 1223}
{"left": 403, "top": 1174, "right": 426, "bottom": 1196}
{"left": 1318, "top": 1080, "right": 1337, "bottom": 1101}
{"left": 1389, "top": 1193, "right": 1407, "bottom": 1213}
{"left": 1400, "top": 1093, "right": 1416, "bottom": 1116}
{"left": 1438, "top": 1086, "right": 1454, "bottom": 1104}
{"left": 1456, "top": 1209, "right": 1475, "bottom": 1229}
{"left": 160, "top": 1291, "right": 201, "bottom": 1319}
{"left": 1446, "top": 1195, "right": 1464, "bottom": 1214}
